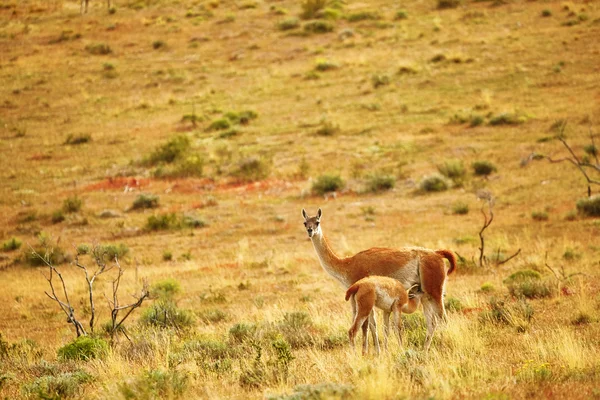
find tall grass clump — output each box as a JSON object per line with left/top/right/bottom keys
{"left": 23, "top": 371, "right": 94, "bottom": 399}
{"left": 437, "top": 159, "right": 466, "bottom": 185}
{"left": 312, "top": 174, "right": 345, "bottom": 195}
{"left": 146, "top": 136, "right": 190, "bottom": 165}
{"left": 576, "top": 195, "right": 600, "bottom": 217}
{"left": 366, "top": 173, "right": 395, "bottom": 192}
{"left": 132, "top": 194, "right": 159, "bottom": 210}
{"left": 118, "top": 369, "right": 189, "bottom": 399}
{"left": 63, "top": 196, "right": 83, "bottom": 213}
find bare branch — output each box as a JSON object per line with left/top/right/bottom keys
{"left": 478, "top": 197, "right": 494, "bottom": 268}
{"left": 496, "top": 248, "right": 521, "bottom": 266}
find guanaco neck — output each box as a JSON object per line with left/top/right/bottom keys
{"left": 310, "top": 230, "right": 350, "bottom": 287}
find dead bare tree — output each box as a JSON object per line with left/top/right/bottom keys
{"left": 476, "top": 191, "right": 521, "bottom": 268}
{"left": 541, "top": 121, "right": 600, "bottom": 197}
{"left": 34, "top": 243, "right": 148, "bottom": 340}
{"left": 106, "top": 258, "right": 149, "bottom": 341}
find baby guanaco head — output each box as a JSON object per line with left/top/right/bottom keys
{"left": 301, "top": 208, "right": 322, "bottom": 238}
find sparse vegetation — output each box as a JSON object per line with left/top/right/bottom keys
{"left": 437, "top": 0, "right": 461, "bottom": 9}
{"left": 2, "top": 237, "right": 21, "bottom": 252}
{"left": 304, "top": 21, "right": 335, "bottom": 34}
{"left": 85, "top": 43, "right": 112, "bottom": 55}
{"left": 365, "top": 173, "right": 395, "bottom": 192}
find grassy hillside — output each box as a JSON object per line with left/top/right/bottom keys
{"left": 1, "top": 0, "right": 599, "bottom": 398}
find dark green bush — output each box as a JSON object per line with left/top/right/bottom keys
{"left": 2, "top": 237, "right": 22, "bottom": 252}
{"left": 312, "top": 174, "right": 345, "bottom": 195}
{"left": 472, "top": 160, "right": 497, "bottom": 176}
{"left": 576, "top": 195, "right": 600, "bottom": 217}
{"left": 132, "top": 194, "right": 159, "bottom": 210}
{"left": 420, "top": 175, "right": 448, "bottom": 192}
{"left": 206, "top": 118, "right": 231, "bottom": 131}
{"left": 152, "top": 40, "right": 166, "bottom": 50}
{"left": 58, "top": 336, "right": 109, "bottom": 361}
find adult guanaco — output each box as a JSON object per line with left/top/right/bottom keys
{"left": 345, "top": 276, "right": 421, "bottom": 354}
{"left": 302, "top": 208, "right": 456, "bottom": 352}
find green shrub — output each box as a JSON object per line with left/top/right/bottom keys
{"left": 315, "top": 121, "right": 340, "bottom": 136}
{"left": 366, "top": 173, "right": 395, "bottom": 192}
{"left": 171, "top": 155, "right": 205, "bottom": 178}
{"left": 146, "top": 213, "right": 179, "bottom": 231}
{"left": 85, "top": 43, "right": 112, "bottom": 55}
{"left": 437, "top": 159, "right": 466, "bottom": 184}
{"left": 563, "top": 248, "right": 581, "bottom": 261}
{"left": 394, "top": 10, "right": 408, "bottom": 20}
{"left": 181, "top": 214, "right": 206, "bottom": 228}
{"left": 229, "top": 323, "right": 257, "bottom": 343}
{"left": 437, "top": 0, "right": 461, "bottom": 9}
{"left": 469, "top": 114, "right": 485, "bottom": 127}
{"left": 132, "top": 193, "right": 159, "bottom": 210}
{"left": 151, "top": 278, "right": 181, "bottom": 300}
{"left": 232, "top": 156, "right": 271, "bottom": 182}
{"left": 152, "top": 40, "right": 166, "bottom": 50}
{"left": 2, "top": 237, "right": 22, "bottom": 252}
{"left": 312, "top": 174, "right": 345, "bottom": 195}
{"left": 206, "top": 118, "right": 231, "bottom": 131}
{"left": 271, "top": 335, "right": 294, "bottom": 382}
{"left": 278, "top": 312, "right": 315, "bottom": 348}
{"left": 531, "top": 211, "right": 549, "bottom": 221}
{"left": 64, "top": 134, "right": 91, "bottom": 145}
{"left": 147, "top": 136, "right": 190, "bottom": 165}
{"left": 320, "top": 331, "right": 347, "bottom": 350}
{"left": 278, "top": 17, "right": 300, "bottom": 30}
{"left": 489, "top": 112, "right": 525, "bottom": 126}
{"left": 472, "top": 160, "right": 497, "bottom": 176}
{"left": 25, "top": 234, "right": 68, "bottom": 267}
{"left": 162, "top": 251, "right": 173, "bottom": 261}
{"left": 198, "top": 308, "right": 227, "bottom": 324}
{"left": 51, "top": 210, "right": 65, "bottom": 224}
{"left": 371, "top": 74, "right": 390, "bottom": 88}
{"left": 140, "top": 301, "right": 195, "bottom": 330}
{"left": 304, "top": 21, "right": 335, "bottom": 34}
{"left": 480, "top": 282, "right": 495, "bottom": 292}
{"left": 541, "top": 9, "right": 552, "bottom": 17}
{"left": 300, "top": 0, "right": 326, "bottom": 19}
{"left": 63, "top": 196, "right": 83, "bottom": 213}
{"left": 23, "top": 371, "right": 93, "bottom": 399}
{"left": 96, "top": 243, "right": 129, "bottom": 262}
{"left": 314, "top": 59, "right": 338, "bottom": 71}
{"left": 420, "top": 174, "right": 448, "bottom": 192}
{"left": 58, "top": 336, "right": 109, "bottom": 361}
{"left": 576, "top": 195, "right": 600, "bottom": 217}
{"left": 504, "top": 270, "right": 555, "bottom": 299}
{"left": 119, "top": 369, "right": 189, "bottom": 399}
{"left": 347, "top": 11, "right": 380, "bottom": 22}
{"left": 452, "top": 202, "right": 469, "bottom": 215}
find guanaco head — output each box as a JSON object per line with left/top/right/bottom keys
{"left": 301, "top": 208, "right": 322, "bottom": 238}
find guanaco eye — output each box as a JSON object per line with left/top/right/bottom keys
{"left": 315, "top": 222, "right": 320, "bottom": 226}
{"left": 303, "top": 222, "right": 307, "bottom": 227}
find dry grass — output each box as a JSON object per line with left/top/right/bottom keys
{"left": 1, "top": 0, "right": 600, "bottom": 398}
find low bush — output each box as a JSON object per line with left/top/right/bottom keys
{"left": 314, "top": 59, "right": 338, "bottom": 71}
{"left": 480, "top": 297, "right": 534, "bottom": 331}
{"left": 300, "top": 0, "right": 326, "bottom": 19}
{"left": 278, "top": 18, "right": 300, "bottom": 30}
{"left": 444, "top": 297, "right": 464, "bottom": 312}
{"left": 23, "top": 371, "right": 93, "bottom": 399}
{"left": 371, "top": 74, "right": 390, "bottom": 88}
{"left": 531, "top": 211, "right": 549, "bottom": 221}
{"left": 52, "top": 210, "right": 65, "bottom": 224}
{"left": 96, "top": 243, "right": 129, "bottom": 262}
{"left": 229, "top": 323, "right": 258, "bottom": 343}
{"left": 504, "top": 270, "right": 555, "bottom": 299}
{"left": 304, "top": 21, "right": 335, "bottom": 34}
{"left": 85, "top": 43, "right": 112, "bottom": 55}
{"left": 315, "top": 121, "right": 340, "bottom": 136}
{"left": 140, "top": 300, "right": 195, "bottom": 331}
{"left": 25, "top": 234, "right": 68, "bottom": 267}
{"left": 132, "top": 193, "right": 159, "bottom": 210}
{"left": 206, "top": 118, "right": 231, "bottom": 131}
{"left": 146, "top": 136, "right": 191, "bottom": 166}
{"left": 576, "top": 195, "right": 600, "bottom": 217}
{"left": 437, "top": 159, "right": 466, "bottom": 184}
{"left": 64, "top": 134, "right": 91, "bottom": 145}
{"left": 394, "top": 10, "right": 408, "bottom": 20}
{"left": 119, "top": 369, "right": 189, "bottom": 399}
{"left": 57, "top": 336, "right": 109, "bottom": 361}
{"left": 150, "top": 278, "right": 181, "bottom": 300}
{"left": 420, "top": 174, "right": 448, "bottom": 192}
{"left": 472, "top": 160, "right": 497, "bottom": 176}
{"left": 2, "top": 237, "right": 22, "bottom": 252}
{"left": 366, "top": 173, "right": 395, "bottom": 192}
{"left": 232, "top": 156, "right": 271, "bottom": 182}
{"left": 452, "top": 202, "right": 469, "bottom": 215}
{"left": 347, "top": 11, "right": 380, "bottom": 22}
{"left": 489, "top": 112, "right": 525, "bottom": 126}
{"left": 312, "top": 174, "right": 345, "bottom": 195}
{"left": 63, "top": 196, "right": 83, "bottom": 213}
{"left": 277, "top": 312, "right": 315, "bottom": 349}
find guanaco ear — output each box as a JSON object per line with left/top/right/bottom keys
{"left": 317, "top": 208, "right": 322, "bottom": 220}
{"left": 302, "top": 208, "right": 308, "bottom": 220}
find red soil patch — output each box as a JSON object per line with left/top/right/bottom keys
{"left": 27, "top": 153, "right": 52, "bottom": 161}
{"left": 84, "top": 177, "right": 150, "bottom": 192}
